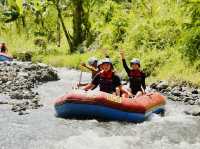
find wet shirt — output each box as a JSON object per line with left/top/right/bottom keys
{"left": 92, "top": 73, "right": 121, "bottom": 94}
{"left": 122, "top": 59, "right": 146, "bottom": 94}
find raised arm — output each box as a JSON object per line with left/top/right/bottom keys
{"left": 120, "top": 49, "right": 131, "bottom": 74}
{"left": 80, "top": 63, "right": 98, "bottom": 72}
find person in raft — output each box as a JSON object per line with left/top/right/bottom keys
{"left": 77, "top": 57, "right": 99, "bottom": 88}
{"left": 120, "top": 49, "right": 146, "bottom": 98}
{"left": 80, "top": 57, "right": 99, "bottom": 79}
{"left": 83, "top": 58, "right": 133, "bottom": 96}
{"left": 0, "top": 43, "right": 8, "bottom": 53}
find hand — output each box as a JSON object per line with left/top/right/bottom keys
{"left": 128, "top": 92, "right": 134, "bottom": 98}
{"left": 120, "top": 49, "right": 125, "bottom": 59}
{"left": 80, "top": 62, "right": 86, "bottom": 67}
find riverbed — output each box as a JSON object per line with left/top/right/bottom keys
{"left": 0, "top": 68, "right": 200, "bottom": 149}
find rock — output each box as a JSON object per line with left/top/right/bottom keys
{"left": 150, "top": 83, "right": 157, "bottom": 89}
{"left": 9, "top": 91, "right": 24, "bottom": 99}
{"left": 18, "top": 111, "right": 24, "bottom": 115}
{"left": 171, "top": 90, "right": 181, "bottom": 97}
{"left": 183, "top": 97, "right": 193, "bottom": 103}
{"left": 11, "top": 105, "right": 19, "bottom": 112}
{"left": 32, "top": 98, "right": 39, "bottom": 104}
{"left": 195, "top": 99, "right": 200, "bottom": 105}
{"left": 191, "top": 89, "right": 198, "bottom": 94}
{"left": 176, "top": 97, "right": 182, "bottom": 101}
{"left": 18, "top": 111, "right": 29, "bottom": 115}
{"left": 38, "top": 63, "right": 48, "bottom": 68}
{"left": 188, "top": 100, "right": 195, "bottom": 105}
{"left": 0, "top": 61, "right": 58, "bottom": 114}
{"left": 168, "top": 95, "right": 179, "bottom": 101}
{"left": 0, "top": 101, "right": 8, "bottom": 104}
{"left": 181, "top": 86, "right": 189, "bottom": 92}
{"left": 18, "top": 72, "right": 29, "bottom": 79}
{"left": 191, "top": 94, "right": 199, "bottom": 100}
{"left": 6, "top": 81, "right": 12, "bottom": 86}
{"left": 156, "top": 81, "right": 169, "bottom": 90}
{"left": 184, "top": 107, "right": 200, "bottom": 116}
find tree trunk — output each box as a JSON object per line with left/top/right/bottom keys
{"left": 56, "top": 17, "right": 61, "bottom": 47}
{"left": 72, "top": 0, "right": 85, "bottom": 52}
{"left": 55, "top": 0, "right": 73, "bottom": 53}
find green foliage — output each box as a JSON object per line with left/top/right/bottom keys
{"left": 179, "top": 4, "right": 200, "bottom": 62}
{"left": 194, "top": 60, "right": 200, "bottom": 71}
{"left": 1, "top": 0, "right": 200, "bottom": 86}
{"left": 180, "top": 28, "right": 200, "bottom": 62}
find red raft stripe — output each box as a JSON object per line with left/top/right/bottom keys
{"left": 54, "top": 91, "right": 166, "bottom": 113}
{"left": 0, "top": 52, "right": 13, "bottom": 59}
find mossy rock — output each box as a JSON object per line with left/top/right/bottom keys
{"left": 13, "top": 51, "right": 32, "bottom": 62}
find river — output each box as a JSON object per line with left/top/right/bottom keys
{"left": 0, "top": 68, "right": 200, "bottom": 149}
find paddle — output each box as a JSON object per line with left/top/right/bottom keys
{"left": 78, "top": 70, "right": 83, "bottom": 89}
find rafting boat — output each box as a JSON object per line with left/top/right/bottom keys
{"left": 54, "top": 91, "right": 166, "bottom": 122}
{"left": 0, "top": 52, "right": 13, "bottom": 61}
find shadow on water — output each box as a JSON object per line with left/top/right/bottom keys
{"left": 0, "top": 68, "right": 200, "bottom": 149}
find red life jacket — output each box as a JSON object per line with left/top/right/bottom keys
{"left": 100, "top": 70, "right": 113, "bottom": 79}
{"left": 129, "top": 69, "right": 143, "bottom": 77}
{"left": 99, "top": 70, "right": 114, "bottom": 93}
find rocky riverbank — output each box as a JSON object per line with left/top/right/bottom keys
{"left": 0, "top": 61, "right": 59, "bottom": 115}
{"left": 0, "top": 62, "right": 199, "bottom": 116}
{"left": 150, "top": 81, "right": 200, "bottom": 116}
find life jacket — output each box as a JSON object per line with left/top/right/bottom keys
{"left": 99, "top": 70, "right": 114, "bottom": 93}
{"left": 128, "top": 69, "right": 145, "bottom": 93}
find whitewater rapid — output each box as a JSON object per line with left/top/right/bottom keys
{"left": 0, "top": 68, "right": 199, "bottom": 149}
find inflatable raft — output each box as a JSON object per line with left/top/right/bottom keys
{"left": 54, "top": 91, "right": 166, "bottom": 122}
{"left": 0, "top": 52, "right": 13, "bottom": 61}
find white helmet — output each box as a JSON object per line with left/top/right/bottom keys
{"left": 88, "top": 57, "right": 98, "bottom": 66}
{"left": 101, "top": 58, "right": 112, "bottom": 64}
{"left": 97, "top": 60, "right": 103, "bottom": 67}
{"left": 130, "top": 58, "right": 140, "bottom": 66}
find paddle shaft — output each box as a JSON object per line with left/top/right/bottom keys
{"left": 78, "top": 71, "right": 83, "bottom": 89}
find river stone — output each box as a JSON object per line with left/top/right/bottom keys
{"left": 150, "top": 83, "right": 157, "bottom": 89}
{"left": 5, "top": 81, "right": 11, "bottom": 86}
{"left": 191, "top": 94, "right": 199, "bottom": 100}
{"left": 0, "top": 101, "right": 8, "bottom": 104}
{"left": 184, "top": 97, "right": 193, "bottom": 103}
{"left": 18, "top": 72, "right": 29, "bottom": 79}
{"left": 9, "top": 91, "right": 23, "bottom": 99}
{"left": 188, "top": 100, "right": 195, "bottom": 105}
{"left": 156, "top": 81, "right": 169, "bottom": 90}
{"left": 38, "top": 63, "right": 48, "bottom": 68}
{"left": 0, "top": 61, "right": 60, "bottom": 114}
{"left": 177, "top": 97, "right": 182, "bottom": 101}
{"left": 195, "top": 99, "right": 200, "bottom": 105}
{"left": 184, "top": 107, "right": 200, "bottom": 116}
{"left": 191, "top": 89, "right": 199, "bottom": 94}
{"left": 171, "top": 90, "right": 181, "bottom": 97}
{"left": 168, "top": 95, "right": 178, "bottom": 101}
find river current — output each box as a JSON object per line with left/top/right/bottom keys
{"left": 0, "top": 68, "right": 200, "bottom": 149}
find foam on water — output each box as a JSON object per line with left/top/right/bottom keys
{"left": 0, "top": 68, "right": 200, "bottom": 149}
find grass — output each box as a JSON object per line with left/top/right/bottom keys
{"left": 2, "top": 32, "right": 199, "bottom": 87}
